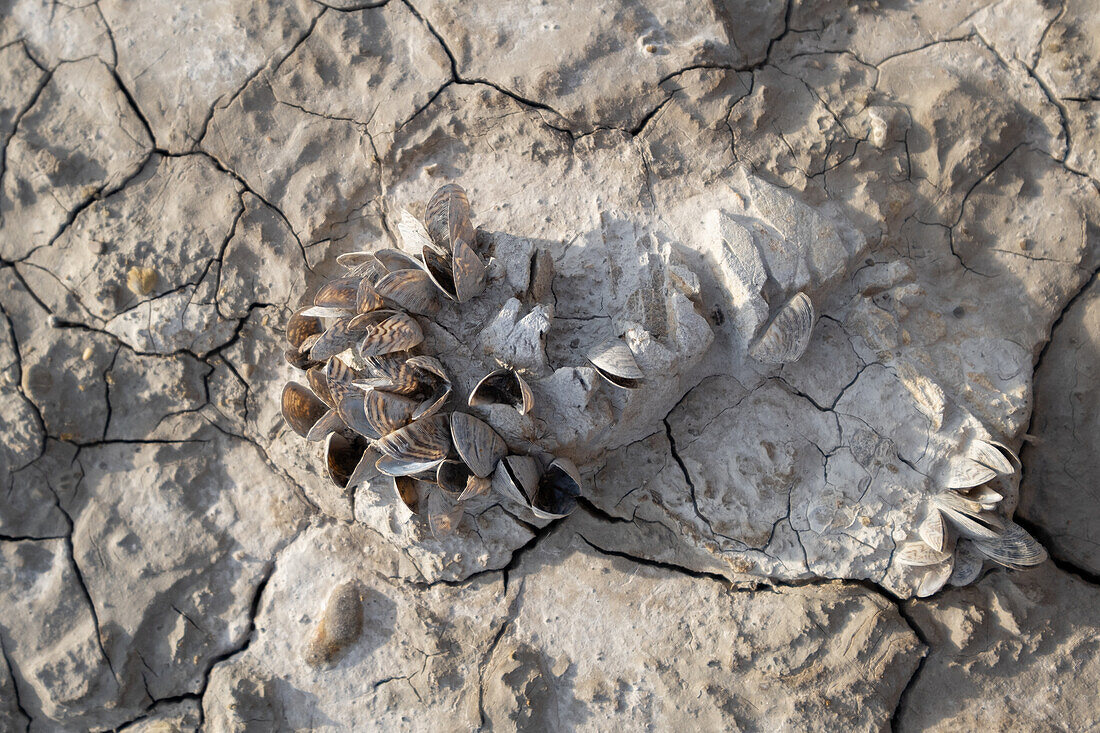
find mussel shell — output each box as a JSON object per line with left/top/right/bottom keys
{"left": 324, "top": 357, "right": 357, "bottom": 405}
{"left": 932, "top": 502, "right": 1004, "bottom": 540}
{"left": 915, "top": 560, "right": 954, "bottom": 598}
{"left": 375, "top": 454, "right": 446, "bottom": 477}
{"left": 310, "top": 317, "right": 368, "bottom": 361}
{"left": 363, "top": 389, "right": 419, "bottom": 437}
{"left": 918, "top": 510, "right": 948, "bottom": 553}
{"left": 406, "top": 356, "right": 451, "bottom": 410}
{"left": 530, "top": 457, "right": 581, "bottom": 519}
{"left": 425, "top": 183, "right": 474, "bottom": 253}
{"left": 347, "top": 447, "right": 381, "bottom": 490}
{"left": 286, "top": 308, "right": 323, "bottom": 349}
{"left": 357, "top": 313, "right": 424, "bottom": 357}
{"left": 375, "top": 268, "right": 442, "bottom": 316}
{"left": 325, "top": 432, "right": 368, "bottom": 489}
{"left": 285, "top": 347, "right": 321, "bottom": 371}
{"left": 375, "top": 413, "right": 451, "bottom": 463}
{"left": 361, "top": 354, "right": 419, "bottom": 395}
{"left": 422, "top": 245, "right": 457, "bottom": 300}
{"left": 307, "top": 366, "right": 334, "bottom": 407}
{"left": 336, "top": 392, "right": 382, "bottom": 441}
{"left": 281, "top": 382, "right": 328, "bottom": 438}
{"left": 896, "top": 541, "right": 952, "bottom": 567}
{"left": 468, "top": 367, "right": 534, "bottom": 415}
{"left": 436, "top": 459, "right": 476, "bottom": 496}
{"left": 357, "top": 279, "right": 384, "bottom": 313}
{"left": 586, "top": 338, "right": 644, "bottom": 389}
{"left": 298, "top": 305, "right": 352, "bottom": 319}
{"left": 306, "top": 408, "right": 344, "bottom": 442}
{"left": 314, "top": 277, "right": 361, "bottom": 310}
{"left": 336, "top": 251, "right": 380, "bottom": 269}
{"left": 967, "top": 439, "right": 1015, "bottom": 475}
{"left": 393, "top": 475, "right": 425, "bottom": 514}
{"left": 959, "top": 484, "right": 1004, "bottom": 509}
{"left": 943, "top": 456, "right": 998, "bottom": 490}
{"left": 491, "top": 454, "right": 540, "bottom": 507}
{"left": 949, "top": 540, "right": 985, "bottom": 586}
{"left": 971, "top": 522, "right": 1047, "bottom": 569}
{"left": 376, "top": 247, "right": 425, "bottom": 273}
{"left": 396, "top": 210, "right": 440, "bottom": 257}
{"left": 748, "top": 291, "right": 815, "bottom": 364}
{"left": 426, "top": 489, "right": 464, "bottom": 539}
{"left": 451, "top": 237, "right": 486, "bottom": 303}
{"left": 450, "top": 411, "right": 506, "bottom": 478}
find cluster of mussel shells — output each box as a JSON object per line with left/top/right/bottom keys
{"left": 897, "top": 436, "right": 1047, "bottom": 596}
{"left": 281, "top": 184, "right": 645, "bottom": 537}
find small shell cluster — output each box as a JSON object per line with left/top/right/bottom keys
{"left": 897, "top": 437, "right": 1047, "bottom": 596}
{"left": 281, "top": 184, "right": 644, "bottom": 536}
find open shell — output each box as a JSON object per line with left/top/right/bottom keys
{"left": 406, "top": 356, "right": 452, "bottom": 419}
{"left": 492, "top": 454, "right": 540, "bottom": 507}
{"left": 436, "top": 459, "right": 492, "bottom": 500}
{"left": 306, "top": 408, "right": 344, "bottom": 442}
{"left": 749, "top": 291, "right": 815, "bottom": 364}
{"left": 281, "top": 382, "right": 328, "bottom": 438}
{"left": 393, "top": 475, "right": 426, "bottom": 514}
{"left": 586, "top": 338, "right": 644, "bottom": 389}
{"left": 325, "top": 432, "right": 367, "bottom": 489}
{"left": 530, "top": 457, "right": 582, "bottom": 520}
{"left": 425, "top": 183, "right": 475, "bottom": 253}
{"left": 468, "top": 367, "right": 534, "bottom": 415}
{"left": 286, "top": 308, "right": 323, "bottom": 350}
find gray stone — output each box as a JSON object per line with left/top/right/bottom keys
{"left": 0, "top": 539, "right": 125, "bottom": 730}
{"left": 899, "top": 566, "right": 1100, "bottom": 732}
{"left": 0, "top": 58, "right": 152, "bottom": 261}
{"left": 100, "top": 0, "right": 321, "bottom": 152}
{"left": 1018, "top": 276, "right": 1100, "bottom": 575}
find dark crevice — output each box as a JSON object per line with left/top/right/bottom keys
{"left": 0, "top": 636, "right": 32, "bottom": 731}
{"left": 1014, "top": 517, "right": 1100, "bottom": 587}
{"left": 889, "top": 601, "right": 931, "bottom": 733}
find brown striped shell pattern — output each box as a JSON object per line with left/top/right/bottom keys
{"left": 280, "top": 184, "right": 619, "bottom": 537}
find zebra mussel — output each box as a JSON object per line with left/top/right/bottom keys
{"left": 897, "top": 436, "right": 1047, "bottom": 596}
{"left": 280, "top": 184, "right": 636, "bottom": 537}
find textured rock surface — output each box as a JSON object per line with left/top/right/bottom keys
{"left": 0, "top": 0, "right": 1098, "bottom": 729}
{"left": 1019, "top": 276, "right": 1100, "bottom": 575}
{"left": 899, "top": 566, "right": 1100, "bottom": 732}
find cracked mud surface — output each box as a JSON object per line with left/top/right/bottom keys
{"left": 1, "top": 0, "right": 1098, "bottom": 729}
